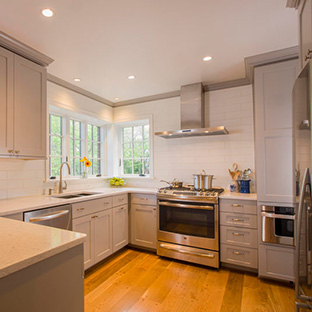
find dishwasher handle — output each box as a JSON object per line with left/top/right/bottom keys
{"left": 29, "top": 210, "right": 69, "bottom": 223}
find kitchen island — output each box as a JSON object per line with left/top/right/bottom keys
{"left": 0, "top": 217, "right": 86, "bottom": 312}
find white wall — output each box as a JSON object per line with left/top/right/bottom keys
{"left": 0, "top": 83, "right": 255, "bottom": 199}
{"left": 114, "top": 85, "right": 255, "bottom": 190}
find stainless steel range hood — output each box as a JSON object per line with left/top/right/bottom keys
{"left": 155, "top": 83, "right": 229, "bottom": 139}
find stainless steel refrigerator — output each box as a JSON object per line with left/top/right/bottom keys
{"left": 295, "top": 60, "right": 312, "bottom": 311}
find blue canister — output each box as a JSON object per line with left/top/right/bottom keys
{"left": 239, "top": 180, "right": 251, "bottom": 193}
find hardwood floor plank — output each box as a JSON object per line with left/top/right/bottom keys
{"left": 84, "top": 248, "right": 296, "bottom": 312}
{"left": 220, "top": 270, "right": 244, "bottom": 312}
{"left": 84, "top": 248, "right": 141, "bottom": 295}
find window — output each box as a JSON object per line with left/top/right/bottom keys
{"left": 121, "top": 123, "right": 150, "bottom": 176}
{"left": 48, "top": 110, "right": 106, "bottom": 178}
{"left": 49, "top": 114, "right": 64, "bottom": 177}
{"left": 70, "top": 119, "right": 83, "bottom": 176}
{"left": 87, "top": 124, "right": 101, "bottom": 176}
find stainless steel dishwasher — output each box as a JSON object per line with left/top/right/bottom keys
{"left": 24, "top": 204, "right": 72, "bottom": 230}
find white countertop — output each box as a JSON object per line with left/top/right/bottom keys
{"left": 0, "top": 217, "right": 86, "bottom": 278}
{"left": 0, "top": 187, "right": 158, "bottom": 216}
{"left": 219, "top": 190, "right": 257, "bottom": 201}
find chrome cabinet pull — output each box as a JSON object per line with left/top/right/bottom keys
{"left": 77, "top": 208, "right": 85, "bottom": 211}
{"left": 104, "top": 201, "right": 110, "bottom": 205}
{"left": 14, "top": 150, "right": 20, "bottom": 154}
{"left": 119, "top": 207, "right": 125, "bottom": 211}
{"left": 233, "top": 251, "right": 244, "bottom": 256}
{"left": 91, "top": 215, "right": 98, "bottom": 219}
{"left": 232, "top": 218, "right": 244, "bottom": 222}
{"left": 8, "top": 149, "right": 13, "bottom": 153}
{"left": 119, "top": 198, "right": 124, "bottom": 201}
{"left": 233, "top": 232, "right": 244, "bottom": 236}
{"left": 232, "top": 204, "right": 243, "bottom": 207}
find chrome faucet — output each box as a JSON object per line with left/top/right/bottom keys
{"left": 58, "top": 160, "right": 71, "bottom": 194}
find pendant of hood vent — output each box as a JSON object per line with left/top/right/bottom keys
{"left": 155, "top": 83, "right": 229, "bottom": 139}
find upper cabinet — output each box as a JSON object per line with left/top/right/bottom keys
{"left": 0, "top": 47, "right": 47, "bottom": 159}
{"left": 299, "top": 0, "right": 312, "bottom": 69}
{"left": 254, "top": 59, "right": 298, "bottom": 204}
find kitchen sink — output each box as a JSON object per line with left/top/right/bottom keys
{"left": 52, "top": 192, "right": 100, "bottom": 199}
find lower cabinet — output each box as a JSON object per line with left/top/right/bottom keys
{"left": 72, "top": 194, "right": 128, "bottom": 270}
{"left": 220, "top": 199, "right": 258, "bottom": 269}
{"left": 258, "top": 243, "right": 295, "bottom": 282}
{"left": 113, "top": 204, "right": 129, "bottom": 252}
{"left": 130, "top": 194, "right": 157, "bottom": 249}
{"left": 72, "top": 208, "right": 113, "bottom": 270}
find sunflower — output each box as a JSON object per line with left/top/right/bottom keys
{"left": 85, "top": 160, "right": 91, "bottom": 167}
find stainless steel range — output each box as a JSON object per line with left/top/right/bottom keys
{"left": 157, "top": 186, "right": 224, "bottom": 268}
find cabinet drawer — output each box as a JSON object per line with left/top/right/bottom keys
{"left": 220, "top": 199, "right": 257, "bottom": 215}
{"left": 131, "top": 193, "right": 156, "bottom": 206}
{"left": 220, "top": 212, "right": 257, "bottom": 229}
{"left": 221, "top": 244, "right": 258, "bottom": 269}
{"left": 113, "top": 194, "right": 128, "bottom": 207}
{"left": 220, "top": 226, "right": 257, "bottom": 248}
{"left": 72, "top": 197, "right": 113, "bottom": 218}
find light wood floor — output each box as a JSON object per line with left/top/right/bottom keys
{"left": 84, "top": 248, "right": 295, "bottom": 312}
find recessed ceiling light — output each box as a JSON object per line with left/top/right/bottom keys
{"left": 42, "top": 8, "right": 54, "bottom": 17}
{"left": 128, "top": 75, "right": 136, "bottom": 80}
{"left": 73, "top": 78, "right": 81, "bottom": 82}
{"left": 114, "top": 97, "right": 120, "bottom": 101}
{"left": 203, "top": 56, "right": 212, "bottom": 62}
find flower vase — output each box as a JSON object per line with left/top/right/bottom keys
{"left": 81, "top": 171, "right": 88, "bottom": 179}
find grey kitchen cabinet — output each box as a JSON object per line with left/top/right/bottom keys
{"left": 220, "top": 199, "right": 258, "bottom": 269}
{"left": 254, "top": 59, "right": 298, "bottom": 204}
{"left": 72, "top": 198, "right": 113, "bottom": 270}
{"left": 0, "top": 46, "right": 47, "bottom": 159}
{"left": 112, "top": 194, "right": 129, "bottom": 253}
{"left": 258, "top": 243, "right": 295, "bottom": 282}
{"left": 130, "top": 193, "right": 157, "bottom": 249}
{"left": 299, "top": 0, "right": 312, "bottom": 70}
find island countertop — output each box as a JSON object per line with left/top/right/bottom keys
{"left": 0, "top": 217, "right": 86, "bottom": 279}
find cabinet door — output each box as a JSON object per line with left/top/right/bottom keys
{"left": 0, "top": 47, "right": 13, "bottom": 155}
{"left": 299, "top": 0, "right": 312, "bottom": 69}
{"left": 72, "top": 215, "right": 93, "bottom": 270}
{"left": 131, "top": 204, "right": 157, "bottom": 249}
{"left": 94, "top": 209, "right": 113, "bottom": 264}
{"left": 258, "top": 244, "right": 295, "bottom": 282}
{"left": 14, "top": 55, "right": 47, "bottom": 158}
{"left": 113, "top": 205, "right": 129, "bottom": 252}
{"left": 254, "top": 60, "right": 298, "bottom": 204}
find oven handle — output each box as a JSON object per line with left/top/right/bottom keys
{"left": 159, "top": 243, "right": 215, "bottom": 258}
{"left": 261, "top": 212, "right": 295, "bottom": 220}
{"left": 158, "top": 201, "right": 214, "bottom": 210}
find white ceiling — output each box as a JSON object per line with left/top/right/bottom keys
{"left": 0, "top": 0, "right": 298, "bottom": 102}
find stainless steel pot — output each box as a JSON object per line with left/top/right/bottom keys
{"left": 193, "top": 170, "right": 214, "bottom": 191}
{"left": 160, "top": 178, "right": 183, "bottom": 189}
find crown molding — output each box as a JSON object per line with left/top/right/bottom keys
{"left": 0, "top": 31, "right": 54, "bottom": 67}
{"left": 47, "top": 74, "right": 114, "bottom": 107}
{"left": 204, "top": 78, "right": 251, "bottom": 92}
{"left": 244, "top": 46, "right": 299, "bottom": 82}
{"left": 114, "top": 90, "right": 181, "bottom": 107}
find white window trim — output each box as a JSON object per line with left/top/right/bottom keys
{"left": 47, "top": 105, "right": 108, "bottom": 181}
{"left": 115, "top": 115, "right": 154, "bottom": 179}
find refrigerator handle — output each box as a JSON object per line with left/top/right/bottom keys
{"left": 296, "top": 168, "right": 311, "bottom": 300}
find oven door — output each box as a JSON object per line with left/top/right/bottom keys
{"left": 157, "top": 200, "right": 218, "bottom": 251}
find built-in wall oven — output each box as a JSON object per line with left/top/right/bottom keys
{"left": 157, "top": 187, "right": 222, "bottom": 268}
{"left": 261, "top": 205, "right": 295, "bottom": 246}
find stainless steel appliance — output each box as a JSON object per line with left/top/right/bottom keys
{"left": 24, "top": 204, "right": 72, "bottom": 230}
{"left": 261, "top": 205, "right": 295, "bottom": 246}
{"left": 157, "top": 186, "right": 224, "bottom": 268}
{"left": 296, "top": 168, "right": 312, "bottom": 311}
{"left": 294, "top": 59, "right": 312, "bottom": 310}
